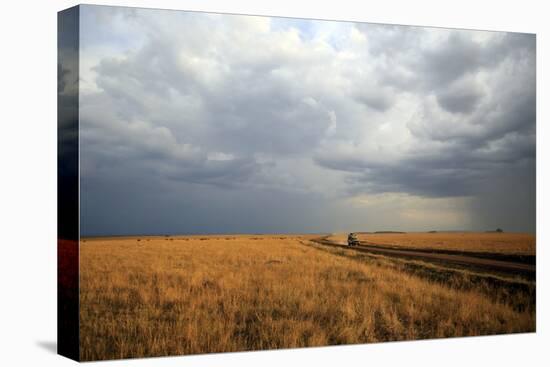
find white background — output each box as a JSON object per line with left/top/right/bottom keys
{"left": 0, "top": 0, "right": 547, "bottom": 365}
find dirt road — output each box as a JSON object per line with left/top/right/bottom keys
{"left": 311, "top": 236, "right": 536, "bottom": 276}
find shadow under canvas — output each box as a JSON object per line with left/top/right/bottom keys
{"left": 36, "top": 340, "right": 57, "bottom": 354}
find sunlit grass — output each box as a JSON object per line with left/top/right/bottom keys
{"left": 80, "top": 235, "right": 535, "bottom": 361}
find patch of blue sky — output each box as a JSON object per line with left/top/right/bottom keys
{"left": 270, "top": 15, "right": 356, "bottom": 51}
{"left": 270, "top": 16, "right": 317, "bottom": 41}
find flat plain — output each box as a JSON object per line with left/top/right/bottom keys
{"left": 79, "top": 233, "right": 535, "bottom": 361}
{"left": 358, "top": 232, "right": 534, "bottom": 255}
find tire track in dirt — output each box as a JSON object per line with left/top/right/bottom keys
{"left": 311, "top": 236, "right": 535, "bottom": 276}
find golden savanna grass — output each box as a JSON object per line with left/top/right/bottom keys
{"left": 80, "top": 235, "right": 535, "bottom": 361}
{"left": 329, "top": 232, "right": 535, "bottom": 255}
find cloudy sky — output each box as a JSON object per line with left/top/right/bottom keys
{"left": 75, "top": 5, "right": 536, "bottom": 236}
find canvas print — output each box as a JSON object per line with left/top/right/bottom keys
{"left": 58, "top": 4, "right": 536, "bottom": 362}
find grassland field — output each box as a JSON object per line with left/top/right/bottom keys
{"left": 79, "top": 233, "right": 536, "bottom": 361}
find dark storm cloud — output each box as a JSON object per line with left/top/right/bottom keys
{"left": 436, "top": 82, "right": 483, "bottom": 114}
{"left": 78, "top": 5, "right": 536, "bottom": 234}
{"left": 353, "top": 88, "right": 394, "bottom": 112}
{"left": 420, "top": 33, "right": 491, "bottom": 86}
{"left": 318, "top": 135, "right": 535, "bottom": 198}
{"left": 407, "top": 81, "right": 535, "bottom": 146}
{"left": 316, "top": 26, "right": 535, "bottom": 207}
{"left": 80, "top": 167, "right": 333, "bottom": 236}
{"left": 419, "top": 32, "right": 533, "bottom": 89}
{"left": 80, "top": 9, "right": 338, "bottom": 193}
